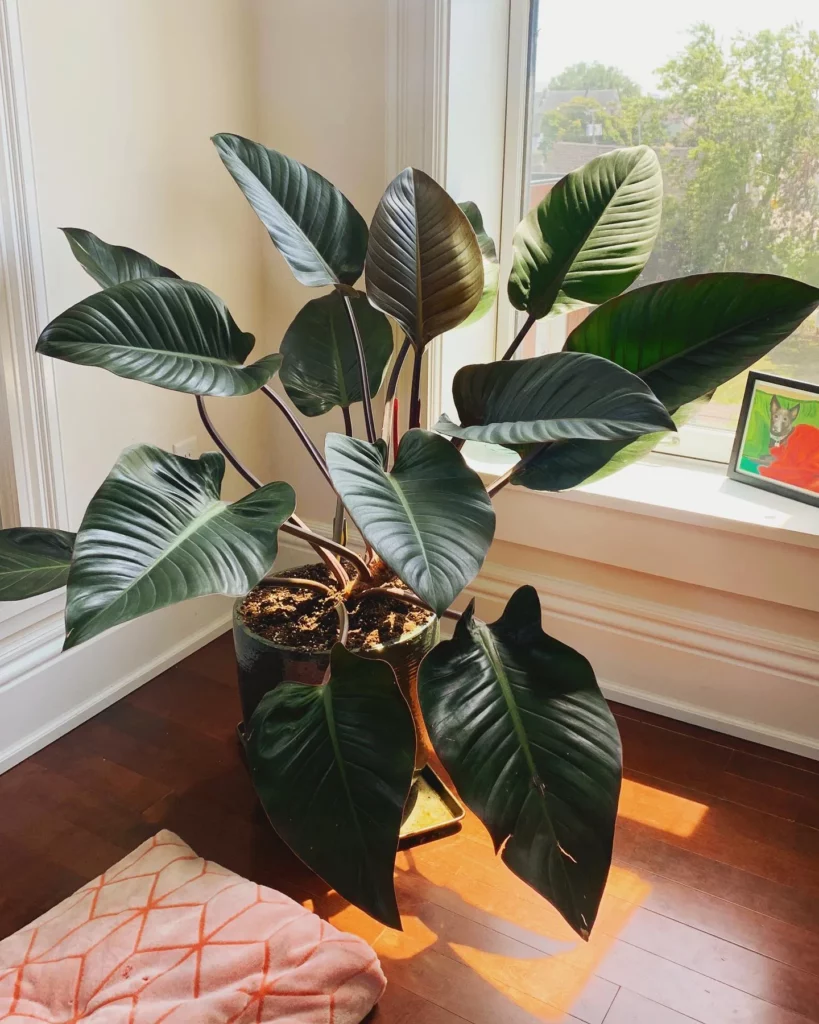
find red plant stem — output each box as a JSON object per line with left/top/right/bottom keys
{"left": 391, "top": 398, "right": 400, "bottom": 462}
{"left": 341, "top": 291, "right": 377, "bottom": 443}
{"left": 279, "top": 520, "right": 370, "bottom": 580}
{"left": 342, "top": 406, "right": 354, "bottom": 437}
{"left": 196, "top": 396, "right": 262, "bottom": 489}
{"left": 385, "top": 337, "right": 411, "bottom": 402}
{"left": 196, "top": 397, "right": 351, "bottom": 586}
{"left": 502, "top": 313, "right": 536, "bottom": 360}
{"left": 486, "top": 440, "right": 552, "bottom": 498}
{"left": 261, "top": 385, "right": 334, "bottom": 491}
{"left": 408, "top": 347, "right": 423, "bottom": 429}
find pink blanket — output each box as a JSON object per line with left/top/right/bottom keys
{"left": 0, "top": 830, "right": 386, "bottom": 1023}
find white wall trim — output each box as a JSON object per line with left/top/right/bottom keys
{"left": 385, "top": 0, "right": 450, "bottom": 181}
{"left": 597, "top": 680, "right": 819, "bottom": 761}
{"left": 0, "top": 0, "right": 67, "bottom": 533}
{"left": 467, "top": 561, "right": 819, "bottom": 760}
{"left": 472, "top": 560, "right": 819, "bottom": 689}
{"left": 0, "top": 0, "right": 74, "bottom": 678}
{"left": 386, "top": 0, "right": 451, "bottom": 422}
{"left": 281, "top": 519, "right": 819, "bottom": 761}
{"left": 0, "top": 599, "right": 233, "bottom": 775}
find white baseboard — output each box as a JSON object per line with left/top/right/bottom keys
{"left": 6, "top": 522, "right": 813, "bottom": 774}
{"left": 282, "top": 522, "right": 819, "bottom": 760}
{"left": 0, "top": 597, "right": 233, "bottom": 775}
{"left": 467, "top": 561, "right": 819, "bottom": 761}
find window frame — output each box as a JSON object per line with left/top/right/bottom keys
{"left": 0, "top": 0, "right": 69, "bottom": 646}
{"left": 487, "top": 0, "right": 768, "bottom": 467}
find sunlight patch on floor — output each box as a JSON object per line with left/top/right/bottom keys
{"left": 618, "top": 777, "right": 710, "bottom": 837}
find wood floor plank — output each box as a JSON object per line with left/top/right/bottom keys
{"left": 374, "top": 943, "right": 594, "bottom": 1024}
{"left": 368, "top": 982, "right": 474, "bottom": 1023}
{"left": 615, "top": 907, "right": 819, "bottom": 1018}
{"left": 605, "top": 862, "right": 819, "bottom": 977}
{"left": 398, "top": 833, "right": 819, "bottom": 1017}
{"left": 602, "top": 988, "right": 705, "bottom": 1023}
{"left": 614, "top": 826, "right": 819, "bottom": 937}
{"left": 618, "top": 770, "right": 819, "bottom": 891}
{"left": 3, "top": 632, "right": 819, "bottom": 1024}
{"left": 594, "top": 940, "right": 814, "bottom": 1024}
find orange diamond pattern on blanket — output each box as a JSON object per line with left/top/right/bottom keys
{"left": 0, "top": 830, "right": 386, "bottom": 1023}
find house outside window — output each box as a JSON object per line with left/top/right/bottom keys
{"left": 516, "top": 0, "right": 819, "bottom": 463}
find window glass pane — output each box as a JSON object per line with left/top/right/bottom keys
{"left": 524, "top": 0, "right": 819, "bottom": 455}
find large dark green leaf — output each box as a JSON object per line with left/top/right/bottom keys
{"left": 325, "top": 430, "right": 495, "bottom": 616}
{"left": 434, "top": 352, "right": 674, "bottom": 446}
{"left": 418, "top": 587, "right": 621, "bottom": 939}
{"left": 566, "top": 273, "right": 819, "bottom": 409}
{"left": 508, "top": 146, "right": 662, "bottom": 319}
{"left": 0, "top": 528, "right": 75, "bottom": 600}
{"left": 212, "top": 133, "right": 368, "bottom": 287}
{"left": 64, "top": 446, "right": 295, "bottom": 649}
{"left": 36, "top": 277, "right": 281, "bottom": 397}
{"left": 246, "top": 644, "right": 415, "bottom": 928}
{"left": 517, "top": 273, "right": 819, "bottom": 491}
{"left": 279, "top": 291, "right": 393, "bottom": 416}
{"left": 458, "top": 201, "right": 499, "bottom": 328}
{"left": 513, "top": 402, "right": 702, "bottom": 491}
{"left": 61, "top": 228, "right": 178, "bottom": 288}
{"left": 365, "top": 169, "right": 484, "bottom": 349}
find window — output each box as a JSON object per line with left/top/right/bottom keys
{"left": 513, "top": 0, "right": 819, "bottom": 462}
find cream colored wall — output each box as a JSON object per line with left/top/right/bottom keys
{"left": 253, "top": 0, "right": 388, "bottom": 525}
{"left": 19, "top": 0, "right": 271, "bottom": 523}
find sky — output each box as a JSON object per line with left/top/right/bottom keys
{"left": 535, "top": 0, "right": 818, "bottom": 92}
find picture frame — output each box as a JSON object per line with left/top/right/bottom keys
{"left": 728, "top": 371, "right": 819, "bottom": 509}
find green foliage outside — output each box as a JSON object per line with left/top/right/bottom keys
{"left": 540, "top": 24, "right": 819, "bottom": 407}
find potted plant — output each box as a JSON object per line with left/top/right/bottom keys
{"left": 1, "top": 136, "right": 816, "bottom": 939}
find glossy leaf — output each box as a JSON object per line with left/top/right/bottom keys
{"left": 365, "top": 168, "right": 484, "bottom": 349}
{"left": 36, "top": 277, "right": 281, "bottom": 397}
{"left": 434, "top": 352, "right": 674, "bottom": 446}
{"left": 279, "top": 291, "right": 393, "bottom": 416}
{"left": 0, "top": 528, "right": 75, "bottom": 600}
{"left": 566, "top": 273, "right": 819, "bottom": 410}
{"left": 61, "top": 227, "right": 178, "bottom": 288}
{"left": 213, "top": 133, "right": 368, "bottom": 287}
{"left": 246, "top": 644, "right": 415, "bottom": 928}
{"left": 325, "top": 430, "right": 495, "bottom": 616}
{"left": 517, "top": 273, "right": 819, "bottom": 491}
{"left": 418, "top": 587, "right": 621, "bottom": 938}
{"left": 458, "top": 201, "right": 499, "bottom": 328}
{"left": 514, "top": 402, "right": 703, "bottom": 492}
{"left": 508, "top": 146, "right": 662, "bottom": 319}
{"left": 64, "top": 446, "right": 295, "bottom": 649}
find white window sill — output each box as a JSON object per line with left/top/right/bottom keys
{"left": 466, "top": 444, "right": 819, "bottom": 551}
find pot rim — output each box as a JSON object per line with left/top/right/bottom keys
{"left": 233, "top": 592, "right": 438, "bottom": 658}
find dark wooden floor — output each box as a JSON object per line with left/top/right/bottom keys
{"left": 2, "top": 632, "right": 819, "bottom": 1023}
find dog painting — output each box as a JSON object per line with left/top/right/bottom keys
{"left": 729, "top": 372, "right": 819, "bottom": 506}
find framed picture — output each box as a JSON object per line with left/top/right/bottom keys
{"left": 728, "top": 372, "right": 819, "bottom": 508}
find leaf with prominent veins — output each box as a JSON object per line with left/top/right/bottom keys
{"left": 435, "top": 351, "right": 674, "bottom": 447}
{"left": 213, "top": 133, "right": 368, "bottom": 287}
{"left": 246, "top": 643, "right": 416, "bottom": 928}
{"left": 0, "top": 528, "right": 75, "bottom": 600}
{"left": 37, "top": 277, "right": 281, "bottom": 397}
{"left": 418, "top": 587, "right": 622, "bottom": 938}
{"left": 365, "top": 168, "right": 484, "bottom": 349}
{"left": 64, "top": 445, "right": 295, "bottom": 648}
{"left": 509, "top": 146, "right": 662, "bottom": 319}
{"left": 325, "top": 429, "right": 495, "bottom": 616}
{"left": 61, "top": 227, "right": 179, "bottom": 288}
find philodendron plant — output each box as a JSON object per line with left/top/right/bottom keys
{"left": 2, "top": 136, "right": 818, "bottom": 939}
